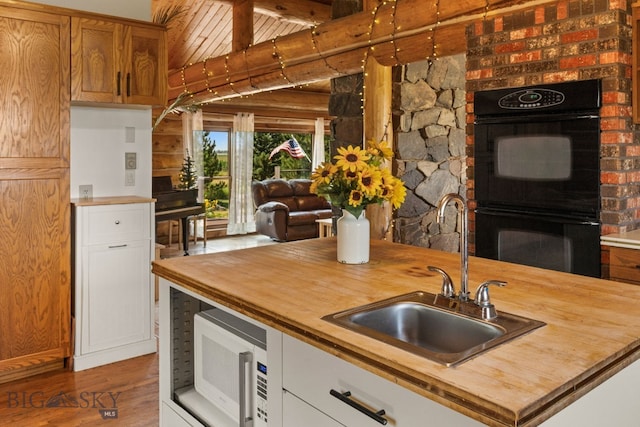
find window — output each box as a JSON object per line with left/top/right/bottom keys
{"left": 194, "top": 130, "right": 230, "bottom": 220}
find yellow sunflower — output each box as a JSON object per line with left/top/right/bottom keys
{"left": 358, "top": 165, "right": 383, "bottom": 197}
{"left": 348, "top": 189, "right": 364, "bottom": 207}
{"left": 389, "top": 178, "right": 407, "bottom": 209}
{"left": 334, "top": 145, "right": 370, "bottom": 172}
{"left": 366, "top": 139, "right": 393, "bottom": 160}
{"left": 311, "top": 162, "right": 337, "bottom": 184}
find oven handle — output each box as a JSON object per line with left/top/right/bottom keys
{"left": 239, "top": 351, "right": 253, "bottom": 427}
{"left": 475, "top": 112, "right": 599, "bottom": 124}
{"left": 475, "top": 208, "right": 599, "bottom": 226}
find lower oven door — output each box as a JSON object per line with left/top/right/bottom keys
{"left": 475, "top": 208, "right": 601, "bottom": 278}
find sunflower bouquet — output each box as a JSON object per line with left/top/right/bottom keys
{"left": 310, "top": 139, "right": 406, "bottom": 219}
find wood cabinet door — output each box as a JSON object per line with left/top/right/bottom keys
{"left": 71, "top": 17, "right": 167, "bottom": 106}
{"left": 71, "top": 17, "right": 122, "bottom": 103}
{"left": 125, "top": 25, "right": 167, "bottom": 106}
{"left": 0, "top": 6, "right": 71, "bottom": 383}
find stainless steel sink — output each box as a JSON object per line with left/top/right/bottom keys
{"left": 322, "top": 291, "right": 545, "bottom": 366}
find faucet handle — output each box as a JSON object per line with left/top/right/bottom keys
{"left": 428, "top": 266, "right": 455, "bottom": 298}
{"left": 474, "top": 280, "right": 507, "bottom": 320}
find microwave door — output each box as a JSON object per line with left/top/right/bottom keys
{"left": 193, "top": 312, "right": 260, "bottom": 427}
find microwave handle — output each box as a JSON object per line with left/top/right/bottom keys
{"left": 239, "top": 351, "right": 253, "bottom": 427}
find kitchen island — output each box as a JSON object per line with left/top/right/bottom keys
{"left": 152, "top": 238, "right": 640, "bottom": 426}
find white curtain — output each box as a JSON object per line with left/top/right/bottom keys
{"left": 312, "top": 117, "right": 325, "bottom": 170}
{"left": 182, "top": 110, "right": 205, "bottom": 202}
{"left": 227, "top": 113, "right": 256, "bottom": 235}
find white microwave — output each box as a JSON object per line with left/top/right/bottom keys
{"left": 175, "top": 308, "right": 269, "bottom": 427}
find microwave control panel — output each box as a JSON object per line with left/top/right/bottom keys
{"left": 255, "top": 349, "right": 269, "bottom": 425}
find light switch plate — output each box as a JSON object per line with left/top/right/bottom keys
{"left": 125, "top": 127, "right": 135, "bottom": 143}
{"left": 125, "top": 152, "right": 137, "bottom": 170}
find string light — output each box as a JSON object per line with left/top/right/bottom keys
{"left": 360, "top": 1, "right": 385, "bottom": 110}
{"left": 202, "top": 57, "right": 214, "bottom": 94}
{"left": 180, "top": 66, "right": 190, "bottom": 95}
{"left": 432, "top": 0, "right": 440, "bottom": 60}
{"left": 272, "top": 37, "right": 292, "bottom": 84}
{"left": 224, "top": 54, "right": 242, "bottom": 95}
{"left": 310, "top": 26, "right": 343, "bottom": 75}
{"left": 243, "top": 47, "right": 259, "bottom": 90}
{"left": 389, "top": 0, "right": 399, "bottom": 64}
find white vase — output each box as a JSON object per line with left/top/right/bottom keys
{"left": 337, "top": 209, "right": 370, "bottom": 264}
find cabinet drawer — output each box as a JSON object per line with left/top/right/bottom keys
{"left": 282, "top": 335, "right": 482, "bottom": 427}
{"left": 80, "top": 203, "right": 150, "bottom": 245}
{"left": 609, "top": 247, "right": 640, "bottom": 285}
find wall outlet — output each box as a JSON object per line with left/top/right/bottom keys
{"left": 79, "top": 184, "right": 93, "bottom": 200}
{"left": 125, "top": 170, "right": 135, "bottom": 186}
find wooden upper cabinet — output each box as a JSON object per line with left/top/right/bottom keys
{"left": 71, "top": 17, "right": 167, "bottom": 106}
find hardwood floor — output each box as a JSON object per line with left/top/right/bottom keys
{"left": 0, "top": 352, "right": 159, "bottom": 426}
{"left": 0, "top": 234, "right": 277, "bottom": 426}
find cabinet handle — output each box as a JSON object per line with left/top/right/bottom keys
{"left": 126, "top": 73, "right": 131, "bottom": 97}
{"left": 329, "top": 389, "right": 388, "bottom": 425}
{"left": 117, "top": 71, "right": 122, "bottom": 96}
{"left": 108, "top": 244, "right": 127, "bottom": 249}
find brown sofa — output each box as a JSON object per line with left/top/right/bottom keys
{"left": 252, "top": 179, "right": 332, "bottom": 241}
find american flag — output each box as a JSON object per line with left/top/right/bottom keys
{"left": 268, "top": 137, "right": 310, "bottom": 160}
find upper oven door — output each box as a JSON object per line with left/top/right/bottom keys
{"left": 474, "top": 112, "right": 600, "bottom": 217}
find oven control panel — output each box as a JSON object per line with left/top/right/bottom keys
{"left": 498, "top": 88, "right": 565, "bottom": 109}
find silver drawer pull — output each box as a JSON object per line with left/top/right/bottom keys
{"left": 330, "top": 389, "right": 388, "bottom": 425}
{"left": 115, "top": 220, "right": 120, "bottom": 225}
{"left": 108, "top": 244, "right": 127, "bottom": 249}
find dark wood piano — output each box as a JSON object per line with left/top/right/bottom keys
{"left": 153, "top": 176, "right": 205, "bottom": 255}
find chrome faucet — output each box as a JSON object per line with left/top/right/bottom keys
{"left": 436, "top": 193, "right": 470, "bottom": 301}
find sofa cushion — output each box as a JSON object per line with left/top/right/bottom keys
{"left": 272, "top": 197, "right": 298, "bottom": 211}
{"left": 290, "top": 179, "right": 312, "bottom": 196}
{"left": 288, "top": 211, "right": 320, "bottom": 226}
{"left": 265, "top": 180, "right": 294, "bottom": 197}
{"left": 296, "top": 195, "right": 329, "bottom": 211}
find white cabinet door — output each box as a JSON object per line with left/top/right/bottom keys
{"left": 283, "top": 335, "right": 483, "bottom": 427}
{"left": 81, "top": 239, "right": 151, "bottom": 353}
{"left": 283, "top": 390, "right": 344, "bottom": 427}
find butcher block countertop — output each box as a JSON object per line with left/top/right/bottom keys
{"left": 152, "top": 238, "right": 640, "bottom": 427}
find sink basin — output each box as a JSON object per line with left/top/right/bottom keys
{"left": 322, "top": 291, "right": 545, "bottom": 366}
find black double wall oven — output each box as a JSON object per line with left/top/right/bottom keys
{"left": 474, "top": 80, "right": 601, "bottom": 278}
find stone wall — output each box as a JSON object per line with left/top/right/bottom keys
{"left": 394, "top": 54, "right": 468, "bottom": 252}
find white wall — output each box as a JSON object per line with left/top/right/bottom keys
{"left": 71, "top": 107, "right": 152, "bottom": 198}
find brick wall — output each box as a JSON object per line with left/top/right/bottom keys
{"left": 465, "top": 0, "right": 637, "bottom": 270}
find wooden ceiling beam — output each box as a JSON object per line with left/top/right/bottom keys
{"left": 253, "top": 0, "right": 330, "bottom": 25}
{"left": 202, "top": 111, "right": 330, "bottom": 134}
{"left": 203, "top": 88, "right": 331, "bottom": 114}
{"left": 169, "top": 0, "right": 555, "bottom": 105}
{"left": 233, "top": 0, "right": 254, "bottom": 51}
{"left": 217, "top": 0, "right": 331, "bottom": 26}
